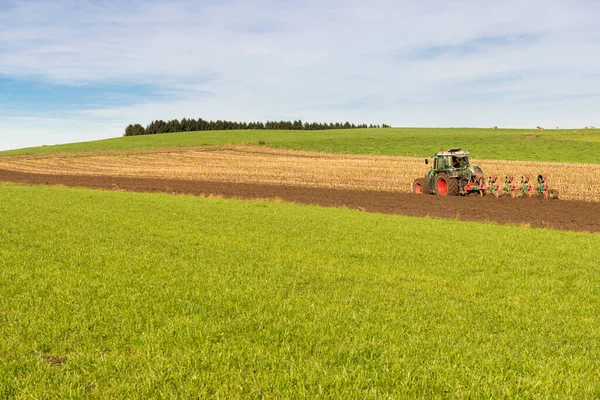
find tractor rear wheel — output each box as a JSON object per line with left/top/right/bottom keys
{"left": 412, "top": 178, "right": 429, "bottom": 195}
{"left": 435, "top": 173, "right": 459, "bottom": 196}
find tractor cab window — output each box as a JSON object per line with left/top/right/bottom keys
{"left": 434, "top": 157, "right": 445, "bottom": 169}
{"left": 451, "top": 156, "right": 469, "bottom": 168}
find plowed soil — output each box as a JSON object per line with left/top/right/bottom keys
{"left": 2, "top": 169, "right": 599, "bottom": 233}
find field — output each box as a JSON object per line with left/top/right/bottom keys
{"left": 1, "top": 145, "right": 599, "bottom": 202}
{"left": 2, "top": 184, "right": 600, "bottom": 398}
{"left": 1, "top": 127, "right": 600, "bottom": 163}
{"left": 2, "top": 127, "right": 600, "bottom": 397}
{"left": 3, "top": 168, "right": 600, "bottom": 232}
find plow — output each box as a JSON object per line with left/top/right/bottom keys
{"left": 412, "top": 149, "right": 559, "bottom": 199}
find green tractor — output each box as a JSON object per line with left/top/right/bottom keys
{"left": 412, "top": 149, "right": 486, "bottom": 196}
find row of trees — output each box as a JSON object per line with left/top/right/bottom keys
{"left": 124, "top": 118, "right": 391, "bottom": 136}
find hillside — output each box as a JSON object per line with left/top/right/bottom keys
{"left": 2, "top": 127, "right": 600, "bottom": 163}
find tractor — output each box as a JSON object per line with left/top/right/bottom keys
{"left": 412, "top": 149, "right": 486, "bottom": 196}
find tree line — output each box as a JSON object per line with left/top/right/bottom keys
{"left": 124, "top": 118, "right": 391, "bottom": 136}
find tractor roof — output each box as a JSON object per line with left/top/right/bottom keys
{"left": 435, "top": 148, "right": 470, "bottom": 157}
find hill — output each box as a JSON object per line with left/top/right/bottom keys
{"left": 2, "top": 127, "right": 600, "bottom": 163}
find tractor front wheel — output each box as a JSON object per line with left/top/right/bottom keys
{"left": 435, "top": 173, "right": 459, "bottom": 196}
{"left": 412, "top": 178, "right": 429, "bottom": 195}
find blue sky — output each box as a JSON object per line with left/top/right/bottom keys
{"left": 1, "top": 0, "right": 599, "bottom": 150}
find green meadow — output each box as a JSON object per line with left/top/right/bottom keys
{"left": 2, "top": 127, "right": 600, "bottom": 163}
{"left": 1, "top": 184, "right": 599, "bottom": 398}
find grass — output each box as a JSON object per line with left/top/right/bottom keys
{"left": 1, "top": 183, "right": 600, "bottom": 398}
{"left": 1, "top": 128, "right": 600, "bottom": 163}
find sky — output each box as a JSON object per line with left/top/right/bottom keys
{"left": 1, "top": 0, "right": 599, "bottom": 151}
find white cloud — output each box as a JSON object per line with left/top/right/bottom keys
{"left": 1, "top": 0, "right": 599, "bottom": 150}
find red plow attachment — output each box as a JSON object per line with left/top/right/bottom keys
{"left": 498, "top": 174, "right": 558, "bottom": 199}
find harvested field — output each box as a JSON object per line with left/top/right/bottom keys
{"left": 0, "top": 145, "right": 599, "bottom": 201}
{"left": 1, "top": 169, "right": 599, "bottom": 233}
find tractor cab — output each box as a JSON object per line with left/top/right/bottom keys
{"left": 426, "top": 149, "right": 472, "bottom": 182}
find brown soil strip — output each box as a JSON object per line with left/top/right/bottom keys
{"left": 2, "top": 169, "right": 599, "bottom": 233}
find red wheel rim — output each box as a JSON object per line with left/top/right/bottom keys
{"left": 415, "top": 183, "right": 423, "bottom": 194}
{"left": 437, "top": 179, "right": 447, "bottom": 195}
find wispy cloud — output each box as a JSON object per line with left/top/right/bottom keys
{"left": 407, "top": 33, "right": 543, "bottom": 60}
{"left": 1, "top": 0, "right": 599, "bottom": 150}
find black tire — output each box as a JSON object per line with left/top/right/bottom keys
{"left": 412, "top": 178, "right": 430, "bottom": 195}
{"left": 434, "top": 173, "right": 459, "bottom": 196}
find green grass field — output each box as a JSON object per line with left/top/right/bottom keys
{"left": 1, "top": 184, "right": 599, "bottom": 398}
{"left": 2, "top": 128, "right": 600, "bottom": 163}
